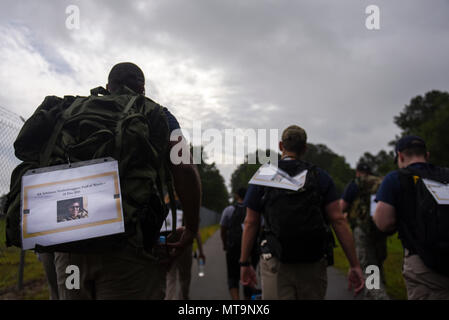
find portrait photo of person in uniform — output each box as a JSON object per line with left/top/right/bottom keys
{"left": 57, "top": 197, "right": 88, "bottom": 222}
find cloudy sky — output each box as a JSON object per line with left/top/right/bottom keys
{"left": 1, "top": 0, "right": 448, "bottom": 190}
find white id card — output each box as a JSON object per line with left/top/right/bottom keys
{"left": 422, "top": 178, "right": 449, "bottom": 205}
{"left": 21, "top": 157, "right": 125, "bottom": 250}
{"left": 249, "top": 163, "right": 307, "bottom": 191}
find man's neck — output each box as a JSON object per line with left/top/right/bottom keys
{"left": 402, "top": 158, "right": 427, "bottom": 168}
{"left": 281, "top": 151, "right": 298, "bottom": 160}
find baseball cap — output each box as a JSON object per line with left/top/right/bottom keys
{"left": 394, "top": 135, "right": 427, "bottom": 163}
{"left": 356, "top": 163, "right": 371, "bottom": 174}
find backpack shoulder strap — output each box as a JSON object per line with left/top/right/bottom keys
{"left": 40, "top": 96, "right": 86, "bottom": 166}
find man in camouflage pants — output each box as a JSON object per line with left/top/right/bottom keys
{"left": 341, "top": 163, "right": 389, "bottom": 300}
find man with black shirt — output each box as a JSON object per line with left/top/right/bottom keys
{"left": 221, "top": 188, "right": 259, "bottom": 300}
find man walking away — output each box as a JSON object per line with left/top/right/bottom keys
{"left": 240, "top": 125, "right": 364, "bottom": 300}
{"left": 221, "top": 188, "right": 260, "bottom": 300}
{"left": 341, "top": 163, "right": 389, "bottom": 300}
{"left": 374, "top": 135, "right": 449, "bottom": 299}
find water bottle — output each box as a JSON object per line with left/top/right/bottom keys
{"left": 198, "top": 257, "right": 205, "bottom": 277}
{"left": 156, "top": 235, "right": 168, "bottom": 259}
{"left": 251, "top": 293, "right": 262, "bottom": 300}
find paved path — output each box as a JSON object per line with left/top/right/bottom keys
{"left": 189, "top": 230, "right": 359, "bottom": 300}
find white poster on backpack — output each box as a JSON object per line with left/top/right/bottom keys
{"left": 248, "top": 163, "right": 307, "bottom": 191}
{"left": 21, "top": 158, "right": 125, "bottom": 250}
{"left": 422, "top": 178, "right": 449, "bottom": 205}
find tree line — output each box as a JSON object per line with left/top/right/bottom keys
{"left": 195, "top": 90, "right": 449, "bottom": 213}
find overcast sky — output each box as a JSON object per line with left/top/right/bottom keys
{"left": 1, "top": 0, "right": 448, "bottom": 190}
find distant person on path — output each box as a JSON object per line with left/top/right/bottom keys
{"left": 374, "top": 135, "right": 449, "bottom": 299}
{"left": 340, "top": 163, "right": 389, "bottom": 300}
{"left": 221, "top": 188, "right": 260, "bottom": 300}
{"left": 240, "top": 125, "right": 364, "bottom": 299}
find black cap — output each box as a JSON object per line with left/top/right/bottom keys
{"left": 356, "top": 163, "right": 371, "bottom": 174}
{"left": 394, "top": 135, "right": 426, "bottom": 163}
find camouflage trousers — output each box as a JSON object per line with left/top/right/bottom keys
{"left": 353, "top": 226, "right": 390, "bottom": 300}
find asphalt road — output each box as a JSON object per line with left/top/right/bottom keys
{"left": 188, "top": 230, "right": 359, "bottom": 300}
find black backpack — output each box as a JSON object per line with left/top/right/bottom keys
{"left": 398, "top": 165, "right": 449, "bottom": 275}
{"left": 261, "top": 161, "right": 329, "bottom": 264}
{"left": 227, "top": 204, "right": 246, "bottom": 249}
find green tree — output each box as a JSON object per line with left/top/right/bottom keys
{"left": 393, "top": 90, "right": 449, "bottom": 166}
{"left": 191, "top": 146, "right": 229, "bottom": 213}
{"left": 357, "top": 150, "right": 396, "bottom": 177}
{"left": 230, "top": 149, "right": 279, "bottom": 195}
{"left": 230, "top": 145, "right": 353, "bottom": 196}
{"left": 303, "top": 144, "right": 354, "bottom": 194}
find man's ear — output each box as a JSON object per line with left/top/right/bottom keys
{"left": 425, "top": 151, "right": 430, "bottom": 161}
{"left": 302, "top": 144, "right": 308, "bottom": 155}
{"left": 398, "top": 152, "right": 405, "bottom": 165}
{"left": 279, "top": 141, "right": 284, "bottom": 152}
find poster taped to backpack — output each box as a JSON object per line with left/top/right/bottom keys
{"left": 422, "top": 178, "right": 449, "bottom": 205}
{"left": 248, "top": 163, "right": 307, "bottom": 191}
{"left": 160, "top": 209, "right": 183, "bottom": 232}
{"left": 20, "top": 158, "right": 125, "bottom": 250}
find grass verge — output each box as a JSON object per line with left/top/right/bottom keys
{"left": 0, "top": 219, "right": 220, "bottom": 300}
{"left": 193, "top": 224, "right": 220, "bottom": 253}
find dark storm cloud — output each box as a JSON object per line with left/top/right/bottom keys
{"left": 1, "top": 0, "right": 448, "bottom": 172}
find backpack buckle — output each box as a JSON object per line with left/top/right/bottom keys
{"left": 262, "top": 253, "right": 272, "bottom": 261}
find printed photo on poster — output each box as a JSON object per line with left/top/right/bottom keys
{"left": 57, "top": 197, "right": 88, "bottom": 222}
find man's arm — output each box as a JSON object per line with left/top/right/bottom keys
{"left": 339, "top": 199, "right": 350, "bottom": 220}
{"left": 240, "top": 207, "right": 260, "bottom": 287}
{"left": 373, "top": 201, "right": 396, "bottom": 233}
{"left": 168, "top": 139, "right": 202, "bottom": 251}
{"left": 325, "top": 200, "right": 364, "bottom": 295}
{"left": 196, "top": 232, "right": 205, "bottom": 262}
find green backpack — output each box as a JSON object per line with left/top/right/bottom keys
{"left": 4, "top": 86, "right": 176, "bottom": 253}
{"left": 348, "top": 175, "right": 382, "bottom": 232}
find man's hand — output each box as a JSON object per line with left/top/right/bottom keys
{"left": 347, "top": 266, "right": 365, "bottom": 296}
{"left": 158, "top": 226, "right": 196, "bottom": 265}
{"left": 240, "top": 265, "right": 257, "bottom": 288}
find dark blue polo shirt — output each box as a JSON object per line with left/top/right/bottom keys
{"left": 162, "top": 107, "right": 180, "bottom": 132}
{"left": 375, "top": 162, "right": 433, "bottom": 208}
{"left": 244, "top": 159, "right": 339, "bottom": 213}
{"left": 341, "top": 180, "right": 358, "bottom": 204}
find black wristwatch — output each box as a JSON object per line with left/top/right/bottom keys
{"left": 239, "top": 261, "right": 251, "bottom": 267}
